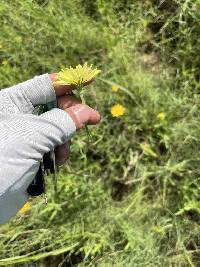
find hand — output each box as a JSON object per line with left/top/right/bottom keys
{"left": 49, "top": 73, "right": 100, "bottom": 165}
{"left": 0, "top": 72, "right": 101, "bottom": 223}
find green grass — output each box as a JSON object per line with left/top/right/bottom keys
{"left": 1, "top": 0, "right": 200, "bottom": 266}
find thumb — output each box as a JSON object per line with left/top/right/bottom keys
{"left": 65, "top": 104, "right": 101, "bottom": 130}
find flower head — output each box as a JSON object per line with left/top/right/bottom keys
{"left": 54, "top": 63, "right": 101, "bottom": 88}
{"left": 112, "top": 84, "right": 119, "bottom": 92}
{"left": 157, "top": 112, "right": 165, "bottom": 121}
{"left": 18, "top": 202, "right": 30, "bottom": 214}
{"left": 111, "top": 104, "right": 125, "bottom": 117}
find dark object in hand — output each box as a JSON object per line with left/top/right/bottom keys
{"left": 27, "top": 103, "right": 57, "bottom": 197}
{"left": 27, "top": 151, "right": 55, "bottom": 196}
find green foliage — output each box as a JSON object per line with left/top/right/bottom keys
{"left": 1, "top": 0, "right": 200, "bottom": 266}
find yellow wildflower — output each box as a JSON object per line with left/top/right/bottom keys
{"left": 111, "top": 84, "right": 119, "bottom": 92}
{"left": 157, "top": 112, "right": 165, "bottom": 121}
{"left": 2, "top": 60, "right": 8, "bottom": 65}
{"left": 54, "top": 63, "right": 101, "bottom": 88}
{"left": 111, "top": 104, "right": 125, "bottom": 117}
{"left": 18, "top": 202, "right": 30, "bottom": 215}
{"left": 0, "top": 45, "right": 2, "bottom": 49}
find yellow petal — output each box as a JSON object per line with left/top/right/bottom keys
{"left": 18, "top": 202, "right": 30, "bottom": 214}
{"left": 112, "top": 84, "right": 119, "bottom": 92}
{"left": 111, "top": 104, "right": 125, "bottom": 117}
{"left": 157, "top": 112, "right": 165, "bottom": 121}
{"left": 55, "top": 63, "right": 101, "bottom": 88}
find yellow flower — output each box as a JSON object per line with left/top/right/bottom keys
{"left": 18, "top": 202, "right": 30, "bottom": 215}
{"left": 111, "top": 104, "right": 125, "bottom": 117}
{"left": 0, "top": 45, "right": 2, "bottom": 49}
{"left": 54, "top": 63, "right": 101, "bottom": 88}
{"left": 157, "top": 112, "right": 165, "bottom": 121}
{"left": 2, "top": 60, "right": 8, "bottom": 65}
{"left": 111, "top": 84, "right": 119, "bottom": 92}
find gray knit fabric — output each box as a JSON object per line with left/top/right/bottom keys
{"left": 0, "top": 74, "right": 76, "bottom": 224}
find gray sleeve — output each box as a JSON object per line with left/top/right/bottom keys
{"left": 0, "top": 73, "right": 56, "bottom": 114}
{"left": 0, "top": 75, "right": 76, "bottom": 224}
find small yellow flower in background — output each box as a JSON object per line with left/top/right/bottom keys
{"left": 2, "top": 59, "right": 8, "bottom": 65}
{"left": 54, "top": 63, "right": 101, "bottom": 88}
{"left": 111, "top": 84, "right": 119, "bottom": 92}
{"left": 111, "top": 104, "right": 125, "bottom": 117}
{"left": 0, "top": 45, "right": 2, "bottom": 49}
{"left": 18, "top": 202, "right": 30, "bottom": 215}
{"left": 157, "top": 112, "right": 166, "bottom": 121}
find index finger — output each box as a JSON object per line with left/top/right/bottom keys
{"left": 49, "top": 73, "right": 74, "bottom": 96}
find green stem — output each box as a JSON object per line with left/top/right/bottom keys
{"left": 98, "top": 77, "right": 138, "bottom": 105}
{"left": 80, "top": 91, "right": 93, "bottom": 143}
{"left": 80, "top": 91, "right": 86, "bottom": 104}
